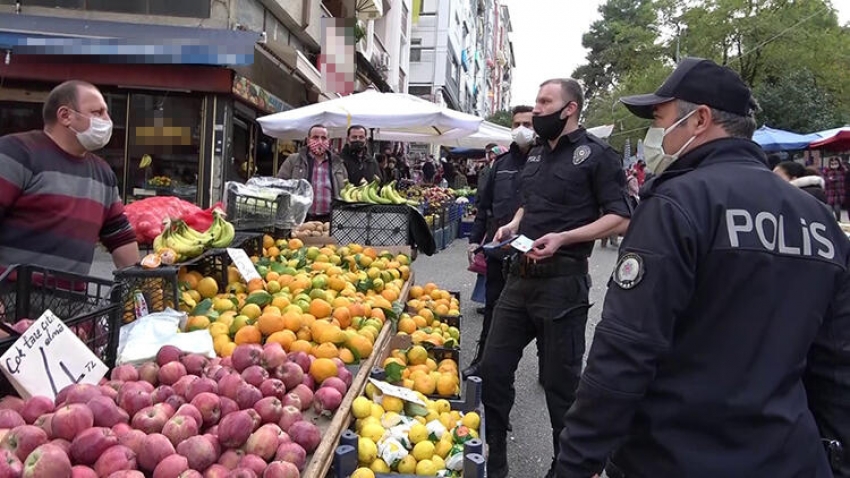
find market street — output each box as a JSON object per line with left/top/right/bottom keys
{"left": 92, "top": 238, "right": 618, "bottom": 477}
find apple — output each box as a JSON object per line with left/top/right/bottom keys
{"left": 71, "top": 465, "right": 97, "bottom": 478}
{"left": 88, "top": 396, "right": 130, "bottom": 428}
{"left": 152, "top": 454, "right": 188, "bottom": 478}
{"left": 240, "top": 366, "right": 269, "bottom": 388}
{"left": 262, "top": 461, "right": 300, "bottom": 478}
{"left": 117, "top": 430, "right": 146, "bottom": 456}
{"left": 253, "top": 398, "right": 283, "bottom": 425}
{"left": 0, "top": 410, "right": 25, "bottom": 429}
{"left": 244, "top": 424, "right": 282, "bottom": 461}
{"left": 180, "top": 354, "right": 209, "bottom": 376}
{"left": 0, "top": 448, "right": 22, "bottom": 477}
{"left": 137, "top": 362, "right": 160, "bottom": 386}
{"left": 156, "top": 346, "right": 183, "bottom": 367}
{"left": 70, "top": 427, "right": 118, "bottom": 466}
{"left": 22, "top": 444, "right": 71, "bottom": 478}
{"left": 53, "top": 404, "right": 96, "bottom": 444}
{"left": 175, "top": 436, "right": 217, "bottom": 472}
{"left": 186, "top": 378, "right": 218, "bottom": 402}
{"left": 162, "top": 415, "right": 199, "bottom": 448}
{"left": 20, "top": 397, "right": 54, "bottom": 425}
{"left": 189, "top": 393, "right": 221, "bottom": 428}
{"left": 158, "top": 362, "right": 188, "bottom": 386}
{"left": 138, "top": 434, "right": 176, "bottom": 473}
{"left": 217, "top": 411, "right": 253, "bottom": 449}
{"left": 64, "top": 384, "right": 101, "bottom": 405}
{"left": 93, "top": 445, "right": 137, "bottom": 477}
{"left": 230, "top": 345, "right": 262, "bottom": 373}
{"left": 172, "top": 376, "right": 199, "bottom": 401}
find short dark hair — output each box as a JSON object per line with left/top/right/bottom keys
{"left": 677, "top": 100, "right": 757, "bottom": 139}
{"left": 347, "top": 125, "right": 367, "bottom": 137}
{"left": 43, "top": 80, "right": 96, "bottom": 125}
{"left": 307, "top": 124, "right": 327, "bottom": 137}
{"left": 540, "top": 78, "right": 584, "bottom": 115}
{"left": 511, "top": 105, "right": 533, "bottom": 117}
{"left": 484, "top": 143, "right": 497, "bottom": 151}
{"left": 776, "top": 161, "right": 808, "bottom": 179}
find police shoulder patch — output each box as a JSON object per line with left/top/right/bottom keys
{"left": 613, "top": 253, "right": 644, "bottom": 289}
{"left": 573, "top": 145, "right": 591, "bottom": 165}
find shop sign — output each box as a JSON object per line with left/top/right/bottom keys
{"left": 233, "top": 75, "right": 287, "bottom": 114}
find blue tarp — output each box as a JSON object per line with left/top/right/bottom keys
{"left": 753, "top": 125, "right": 822, "bottom": 152}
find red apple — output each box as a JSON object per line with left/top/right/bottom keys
{"left": 189, "top": 393, "right": 221, "bottom": 428}
{"left": 116, "top": 430, "right": 146, "bottom": 457}
{"left": 138, "top": 434, "right": 176, "bottom": 473}
{"left": 274, "top": 442, "right": 306, "bottom": 471}
{"left": 174, "top": 405, "right": 203, "bottom": 428}
{"left": 227, "top": 468, "right": 257, "bottom": 478}
{"left": 22, "top": 443, "right": 71, "bottom": 478}
{"left": 180, "top": 354, "right": 209, "bottom": 376}
{"left": 20, "top": 397, "right": 54, "bottom": 425}
{"left": 71, "top": 465, "right": 97, "bottom": 478}
{"left": 117, "top": 391, "right": 152, "bottom": 418}
{"left": 258, "top": 379, "right": 286, "bottom": 401}
{"left": 137, "top": 362, "right": 160, "bottom": 386}
{"left": 70, "top": 427, "right": 118, "bottom": 466}
{"left": 88, "top": 397, "right": 130, "bottom": 428}
{"left": 172, "top": 376, "right": 199, "bottom": 400}
{"left": 51, "top": 404, "right": 93, "bottom": 442}
{"left": 244, "top": 410, "right": 261, "bottom": 432}
{"left": 130, "top": 406, "right": 167, "bottom": 434}
{"left": 273, "top": 363, "right": 303, "bottom": 391}
{"left": 110, "top": 365, "right": 139, "bottom": 382}
{"left": 230, "top": 345, "right": 262, "bottom": 373}
{"left": 93, "top": 445, "right": 137, "bottom": 477}
{"left": 262, "top": 460, "right": 299, "bottom": 478}
{"left": 253, "top": 398, "right": 283, "bottom": 425}
{"left": 175, "top": 436, "right": 217, "bottom": 472}
{"left": 162, "top": 415, "right": 199, "bottom": 448}
{"left": 64, "top": 384, "right": 101, "bottom": 405}
{"left": 164, "top": 395, "right": 186, "bottom": 412}
{"left": 0, "top": 448, "right": 22, "bottom": 477}
{"left": 237, "top": 454, "right": 265, "bottom": 476}
{"left": 111, "top": 423, "right": 131, "bottom": 437}
{"left": 287, "top": 421, "right": 320, "bottom": 453}
{"left": 261, "top": 343, "right": 287, "bottom": 370}
{"left": 156, "top": 346, "right": 183, "bottom": 367}
{"left": 186, "top": 378, "right": 218, "bottom": 402}
{"left": 0, "top": 410, "right": 25, "bottom": 430}
{"left": 244, "top": 424, "right": 282, "bottom": 461}
{"left": 219, "top": 397, "right": 238, "bottom": 418}
{"left": 105, "top": 471, "right": 144, "bottom": 478}
{"left": 151, "top": 386, "right": 176, "bottom": 404}
{"left": 217, "top": 374, "right": 244, "bottom": 401}
{"left": 0, "top": 398, "right": 24, "bottom": 414}
{"left": 32, "top": 414, "right": 53, "bottom": 439}
{"left": 152, "top": 454, "right": 188, "bottom": 478}
{"left": 203, "top": 463, "right": 229, "bottom": 478}
{"left": 217, "top": 411, "right": 253, "bottom": 449}
{"left": 240, "top": 366, "right": 268, "bottom": 388}
{"left": 289, "top": 385, "right": 312, "bottom": 412}
{"left": 235, "top": 385, "right": 261, "bottom": 411}
{"left": 217, "top": 449, "right": 244, "bottom": 470}
{"left": 158, "top": 362, "right": 188, "bottom": 386}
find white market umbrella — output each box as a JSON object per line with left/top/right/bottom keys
{"left": 434, "top": 121, "right": 512, "bottom": 148}
{"left": 256, "top": 89, "right": 483, "bottom": 142}
{"left": 587, "top": 124, "right": 614, "bottom": 139}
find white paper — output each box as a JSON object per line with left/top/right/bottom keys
{"left": 116, "top": 309, "right": 215, "bottom": 365}
{"left": 0, "top": 310, "right": 108, "bottom": 400}
{"left": 227, "top": 248, "right": 263, "bottom": 282}
{"left": 511, "top": 234, "right": 535, "bottom": 253}
{"left": 369, "top": 378, "right": 427, "bottom": 406}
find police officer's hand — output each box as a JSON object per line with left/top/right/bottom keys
{"left": 494, "top": 224, "right": 517, "bottom": 243}
{"left": 467, "top": 243, "right": 480, "bottom": 264}
{"left": 527, "top": 232, "right": 563, "bottom": 260}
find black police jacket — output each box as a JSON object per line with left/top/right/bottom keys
{"left": 557, "top": 138, "right": 850, "bottom": 478}
{"left": 469, "top": 143, "right": 529, "bottom": 245}
{"left": 340, "top": 146, "right": 382, "bottom": 186}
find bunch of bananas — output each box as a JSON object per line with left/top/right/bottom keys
{"left": 340, "top": 180, "right": 418, "bottom": 206}
{"left": 152, "top": 211, "right": 235, "bottom": 262}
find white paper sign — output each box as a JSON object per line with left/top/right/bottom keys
{"left": 0, "top": 310, "right": 108, "bottom": 400}
{"left": 369, "top": 378, "right": 427, "bottom": 406}
{"left": 227, "top": 248, "right": 262, "bottom": 282}
{"left": 511, "top": 234, "right": 535, "bottom": 253}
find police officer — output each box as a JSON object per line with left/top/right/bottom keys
{"left": 464, "top": 105, "right": 536, "bottom": 380}
{"left": 480, "top": 79, "right": 631, "bottom": 478}
{"left": 556, "top": 57, "right": 850, "bottom": 478}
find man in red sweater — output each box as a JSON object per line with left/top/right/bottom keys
{"left": 0, "top": 80, "right": 139, "bottom": 275}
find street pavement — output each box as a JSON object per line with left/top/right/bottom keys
{"left": 90, "top": 237, "right": 620, "bottom": 477}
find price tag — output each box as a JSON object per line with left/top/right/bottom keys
{"left": 510, "top": 234, "right": 535, "bottom": 253}
{"left": 369, "top": 378, "right": 426, "bottom": 406}
{"left": 227, "top": 248, "right": 262, "bottom": 283}
{"left": 0, "top": 310, "right": 108, "bottom": 400}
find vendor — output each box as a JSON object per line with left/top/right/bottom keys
{"left": 341, "top": 125, "right": 381, "bottom": 185}
{"left": 277, "top": 124, "right": 348, "bottom": 223}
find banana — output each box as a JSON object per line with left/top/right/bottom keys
{"left": 210, "top": 214, "right": 235, "bottom": 248}
{"left": 153, "top": 230, "right": 166, "bottom": 252}
{"left": 139, "top": 154, "right": 152, "bottom": 169}
{"left": 177, "top": 221, "right": 212, "bottom": 245}
{"left": 375, "top": 185, "right": 392, "bottom": 204}
{"left": 167, "top": 233, "right": 204, "bottom": 259}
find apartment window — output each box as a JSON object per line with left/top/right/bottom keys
{"left": 410, "top": 48, "right": 434, "bottom": 63}
{"left": 449, "top": 58, "right": 458, "bottom": 83}
{"left": 409, "top": 85, "right": 431, "bottom": 98}
{"left": 20, "top": 0, "right": 210, "bottom": 17}
{"left": 420, "top": 0, "right": 437, "bottom": 15}
{"left": 411, "top": 38, "right": 422, "bottom": 46}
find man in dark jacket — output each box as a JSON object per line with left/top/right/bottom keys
{"left": 422, "top": 156, "right": 437, "bottom": 184}
{"left": 557, "top": 57, "right": 850, "bottom": 478}
{"left": 340, "top": 125, "right": 381, "bottom": 186}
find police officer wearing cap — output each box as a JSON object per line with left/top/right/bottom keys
{"left": 556, "top": 57, "right": 850, "bottom": 478}
{"left": 464, "top": 105, "right": 537, "bottom": 380}
{"left": 480, "top": 79, "right": 631, "bottom": 478}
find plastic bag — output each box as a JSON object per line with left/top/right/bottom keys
{"left": 184, "top": 202, "right": 224, "bottom": 232}
{"left": 125, "top": 197, "right": 203, "bottom": 244}
{"left": 225, "top": 178, "right": 313, "bottom": 230}
{"left": 116, "top": 308, "right": 215, "bottom": 365}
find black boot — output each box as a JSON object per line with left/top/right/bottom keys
{"left": 486, "top": 430, "right": 509, "bottom": 478}
{"left": 462, "top": 341, "right": 484, "bottom": 379}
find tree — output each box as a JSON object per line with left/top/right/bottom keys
{"left": 486, "top": 110, "right": 513, "bottom": 128}
{"left": 755, "top": 69, "right": 848, "bottom": 132}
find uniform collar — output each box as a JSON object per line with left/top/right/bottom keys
{"left": 544, "top": 127, "right": 587, "bottom": 153}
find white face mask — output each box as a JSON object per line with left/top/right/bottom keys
{"left": 70, "top": 111, "right": 113, "bottom": 151}
{"left": 642, "top": 109, "right": 698, "bottom": 175}
{"left": 511, "top": 126, "right": 535, "bottom": 148}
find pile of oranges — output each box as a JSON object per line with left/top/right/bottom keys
{"left": 406, "top": 283, "right": 461, "bottom": 318}
{"left": 178, "top": 236, "right": 411, "bottom": 363}
{"left": 382, "top": 345, "right": 461, "bottom": 398}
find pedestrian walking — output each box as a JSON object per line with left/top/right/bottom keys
{"left": 556, "top": 57, "right": 850, "bottom": 478}
{"left": 823, "top": 156, "right": 846, "bottom": 221}
{"left": 480, "top": 78, "right": 631, "bottom": 478}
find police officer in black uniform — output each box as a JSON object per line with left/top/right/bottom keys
{"left": 463, "top": 105, "right": 537, "bottom": 380}
{"left": 480, "top": 79, "right": 631, "bottom": 478}
{"left": 556, "top": 58, "right": 850, "bottom": 478}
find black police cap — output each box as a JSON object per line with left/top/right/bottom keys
{"left": 620, "top": 57, "right": 755, "bottom": 119}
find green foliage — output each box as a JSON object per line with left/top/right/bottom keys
{"left": 486, "top": 110, "right": 513, "bottom": 128}
{"left": 576, "top": 0, "right": 850, "bottom": 147}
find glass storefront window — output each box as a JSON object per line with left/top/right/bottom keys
{"left": 127, "top": 93, "right": 203, "bottom": 204}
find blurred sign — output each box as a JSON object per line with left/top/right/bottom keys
{"left": 232, "top": 75, "right": 287, "bottom": 114}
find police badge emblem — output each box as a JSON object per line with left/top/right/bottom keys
{"left": 573, "top": 145, "right": 591, "bottom": 165}
{"left": 613, "top": 253, "right": 644, "bottom": 289}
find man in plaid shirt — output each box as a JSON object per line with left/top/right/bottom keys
{"left": 277, "top": 124, "right": 348, "bottom": 222}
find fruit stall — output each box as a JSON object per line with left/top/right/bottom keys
{"left": 0, "top": 221, "right": 484, "bottom": 477}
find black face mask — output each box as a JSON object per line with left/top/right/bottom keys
{"left": 349, "top": 141, "right": 366, "bottom": 153}
{"left": 532, "top": 103, "right": 571, "bottom": 141}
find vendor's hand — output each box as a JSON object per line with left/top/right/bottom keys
{"left": 527, "top": 232, "right": 563, "bottom": 260}
{"left": 467, "top": 243, "right": 480, "bottom": 264}
{"left": 493, "top": 223, "right": 517, "bottom": 243}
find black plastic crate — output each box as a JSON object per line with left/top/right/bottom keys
{"left": 331, "top": 204, "right": 411, "bottom": 246}
{"left": 225, "top": 188, "right": 286, "bottom": 232}
{"left": 0, "top": 265, "right": 122, "bottom": 396}
{"left": 113, "top": 267, "right": 180, "bottom": 323}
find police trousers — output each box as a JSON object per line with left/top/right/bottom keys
{"left": 479, "top": 268, "right": 590, "bottom": 457}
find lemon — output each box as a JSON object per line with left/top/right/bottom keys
{"left": 370, "top": 458, "right": 391, "bottom": 473}
{"left": 408, "top": 422, "right": 429, "bottom": 444}
{"left": 370, "top": 403, "right": 384, "bottom": 419}
{"left": 357, "top": 416, "right": 380, "bottom": 432}
{"left": 412, "top": 441, "right": 435, "bottom": 462}
{"left": 357, "top": 437, "right": 378, "bottom": 464}
{"left": 360, "top": 422, "right": 385, "bottom": 443}
{"left": 439, "top": 412, "right": 454, "bottom": 430}
{"left": 461, "top": 411, "right": 481, "bottom": 430}
{"left": 381, "top": 411, "right": 402, "bottom": 428}
{"left": 397, "top": 455, "right": 417, "bottom": 474}
{"left": 365, "top": 382, "right": 379, "bottom": 399}
{"left": 351, "top": 468, "right": 375, "bottom": 478}
{"left": 415, "top": 459, "right": 438, "bottom": 476}
{"left": 352, "top": 397, "right": 373, "bottom": 419}
{"left": 434, "top": 399, "right": 451, "bottom": 414}
{"left": 213, "top": 298, "right": 235, "bottom": 312}
{"left": 431, "top": 455, "right": 445, "bottom": 471}
{"left": 381, "top": 395, "right": 404, "bottom": 413}
{"left": 434, "top": 439, "right": 453, "bottom": 458}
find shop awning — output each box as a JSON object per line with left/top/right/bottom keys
{"left": 355, "top": 0, "right": 384, "bottom": 20}
{"left": 0, "top": 13, "right": 261, "bottom": 65}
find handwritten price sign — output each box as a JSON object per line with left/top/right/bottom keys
{"left": 0, "top": 310, "right": 107, "bottom": 400}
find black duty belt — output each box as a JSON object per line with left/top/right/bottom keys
{"left": 508, "top": 254, "right": 588, "bottom": 278}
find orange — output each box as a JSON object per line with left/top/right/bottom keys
{"left": 347, "top": 334, "right": 373, "bottom": 358}
{"left": 266, "top": 330, "right": 297, "bottom": 351}
{"left": 419, "top": 309, "right": 434, "bottom": 325}
{"left": 436, "top": 374, "right": 458, "bottom": 397}
{"left": 425, "top": 358, "right": 438, "bottom": 371}
{"left": 296, "top": 326, "right": 312, "bottom": 342}
{"left": 196, "top": 277, "right": 219, "bottom": 299}
{"left": 412, "top": 315, "right": 427, "bottom": 329}
{"left": 348, "top": 303, "right": 366, "bottom": 318}
{"left": 339, "top": 348, "right": 356, "bottom": 364}
{"left": 383, "top": 357, "right": 405, "bottom": 368}
{"left": 314, "top": 342, "right": 339, "bottom": 359}
{"left": 398, "top": 317, "right": 417, "bottom": 335}
{"left": 328, "top": 277, "right": 346, "bottom": 292}
{"left": 309, "top": 357, "right": 339, "bottom": 383}
{"left": 267, "top": 246, "right": 280, "bottom": 258}
{"left": 301, "top": 313, "right": 317, "bottom": 327}
{"left": 370, "top": 308, "right": 385, "bottom": 323}
{"left": 179, "top": 270, "right": 203, "bottom": 290}
{"left": 332, "top": 307, "right": 352, "bottom": 329}
{"left": 362, "top": 247, "right": 378, "bottom": 259}
{"left": 234, "top": 325, "right": 262, "bottom": 344}
{"left": 185, "top": 315, "right": 210, "bottom": 331}
{"left": 271, "top": 296, "right": 290, "bottom": 310}
{"left": 407, "top": 346, "right": 428, "bottom": 366}
{"left": 288, "top": 238, "right": 304, "bottom": 250}
{"left": 381, "top": 289, "right": 399, "bottom": 302}
{"left": 277, "top": 275, "right": 294, "bottom": 287}
{"left": 413, "top": 374, "right": 436, "bottom": 395}
{"left": 266, "top": 271, "right": 280, "bottom": 282}
{"left": 290, "top": 339, "right": 313, "bottom": 354}
{"left": 247, "top": 278, "right": 266, "bottom": 293}
{"left": 283, "top": 311, "right": 304, "bottom": 332}
{"left": 316, "top": 324, "right": 345, "bottom": 345}
{"left": 257, "top": 313, "right": 286, "bottom": 336}
{"left": 309, "top": 299, "right": 332, "bottom": 318}
{"left": 263, "top": 234, "right": 275, "bottom": 249}
{"left": 220, "top": 341, "right": 236, "bottom": 357}
{"left": 409, "top": 286, "right": 424, "bottom": 299}
{"left": 423, "top": 282, "right": 438, "bottom": 294}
